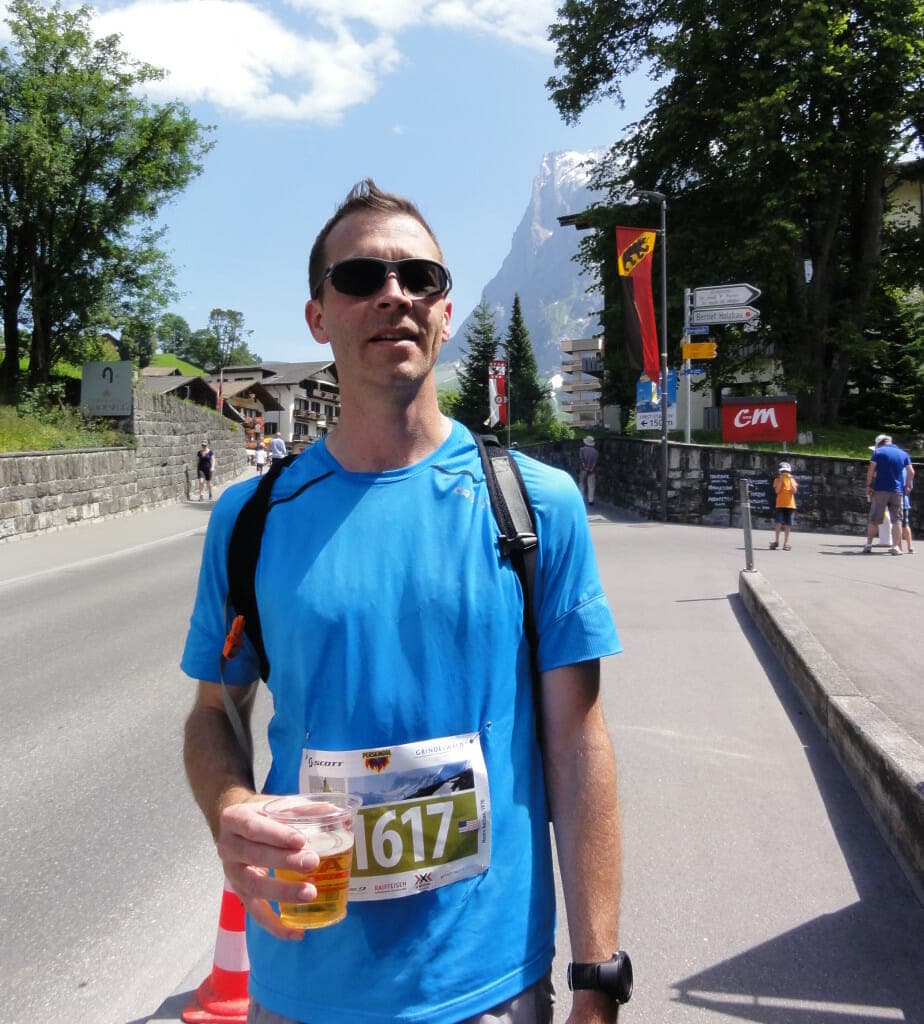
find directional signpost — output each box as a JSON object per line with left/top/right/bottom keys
{"left": 690, "top": 305, "right": 760, "bottom": 325}
{"left": 681, "top": 341, "right": 717, "bottom": 360}
{"left": 681, "top": 282, "right": 762, "bottom": 442}
{"left": 693, "top": 283, "right": 761, "bottom": 308}
{"left": 691, "top": 282, "right": 761, "bottom": 326}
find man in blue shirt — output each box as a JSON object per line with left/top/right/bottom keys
{"left": 863, "top": 433, "right": 915, "bottom": 555}
{"left": 182, "top": 181, "right": 626, "bottom": 1023}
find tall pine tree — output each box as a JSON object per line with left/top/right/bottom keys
{"left": 505, "top": 294, "right": 550, "bottom": 426}
{"left": 455, "top": 301, "right": 500, "bottom": 430}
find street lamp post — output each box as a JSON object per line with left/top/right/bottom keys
{"left": 633, "top": 190, "right": 669, "bottom": 522}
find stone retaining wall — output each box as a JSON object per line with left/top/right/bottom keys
{"left": 0, "top": 389, "right": 247, "bottom": 541}
{"left": 4, "top": 412, "right": 919, "bottom": 541}
{"left": 528, "top": 437, "right": 922, "bottom": 536}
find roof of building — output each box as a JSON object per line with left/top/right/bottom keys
{"left": 262, "top": 360, "right": 337, "bottom": 385}
{"left": 206, "top": 377, "right": 284, "bottom": 411}
{"left": 140, "top": 365, "right": 183, "bottom": 377}
{"left": 137, "top": 373, "right": 211, "bottom": 396}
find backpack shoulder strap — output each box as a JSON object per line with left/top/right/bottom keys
{"left": 225, "top": 452, "right": 297, "bottom": 682}
{"left": 473, "top": 432, "right": 541, "bottom": 695}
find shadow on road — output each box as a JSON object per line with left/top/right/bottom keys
{"left": 666, "top": 595, "right": 924, "bottom": 1023}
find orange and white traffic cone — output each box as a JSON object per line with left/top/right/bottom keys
{"left": 182, "top": 879, "right": 250, "bottom": 1024}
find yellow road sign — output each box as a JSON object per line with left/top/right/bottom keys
{"left": 682, "top": 341, "right": 717, "bottom": 360}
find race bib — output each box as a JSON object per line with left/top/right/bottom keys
{"left": 299, "top": 732, "right": 491, "bottom": 901}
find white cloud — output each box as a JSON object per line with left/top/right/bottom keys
{"left": 0, "top": 0, "right": 553, "bottom": 122}
{"left": 90, "top": 0, "right": 401, "bottom": 122}
{"left": 83, "top": 0, "right": 553, "bottom": 121}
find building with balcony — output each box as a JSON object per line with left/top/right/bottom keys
{"left": 559, "top": 336, "right": 605, "bottom": 428}
{"left": 212, "top": 361, "right": 340, "bottom": 451}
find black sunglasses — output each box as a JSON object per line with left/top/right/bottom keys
{"left": 317, "top": 257, "right": 452, "bottom": 300}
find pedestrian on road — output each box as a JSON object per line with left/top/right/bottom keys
{"left": 268, "top": 432, "right": 287, "bottom": 461}
{"left": 863, "top": 434, "right": 914, "bottom": 555}
{"left": 770, "top": 461, "right": 798, "bottom": 550}
{"left": 579, "top": 434, "right": 599, "bottom": 505}
{"left": 254, "top": 445, "right": 267, "bottom": 476}
{"left": 901, "top": 466, "right": 914, "bottom": 554}
{"left": 196, "top": 441, "right": 214, "bottom": 501}
{"left": 181, "top": 180, "right": 628, "bottom": 1024}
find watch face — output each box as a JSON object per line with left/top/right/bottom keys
{"left": 599, "top": 952, "right": 633, "bottom": 1003}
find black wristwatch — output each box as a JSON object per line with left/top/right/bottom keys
{"left": 568, "top": 951, "right": 633, "bottom": 1004}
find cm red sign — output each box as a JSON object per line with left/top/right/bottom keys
{"left": 721, "top": 397, "right": 797, "bottom": 443}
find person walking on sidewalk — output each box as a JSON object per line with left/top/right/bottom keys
{"left": 268, "top": 431, "right": 287, "bottom": 461}
{"left": 254, "top": 445, "right": 267, "bottom": 476}
{"left": 863, "top": 433, "right": 914, "bottom": 555}
{"left": 181, "top": 180, "right": 628, "bottom": 1024}
{"left": 579, "top": 435, "right": 599, "bottom": 505}
{"left": 770, "top": 461, "right": 798, "bottom": 550}
{"left": 901, "top": 465, "right": 915, "bottom": 554}
{"left": 196, "top": 441, "right": 214, "bottom": 500}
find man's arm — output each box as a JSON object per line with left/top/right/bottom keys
{"left": 184, "top": 680, "right": 318, "bottom": 940}
{"left": 541, "top": 660, "right": 622, "bottom": 1023}
{"left": 906, "top": 462, "right": 915, "bottom": 488}
{"left": 866, "top": 461, "right": 876, "bottom": 492}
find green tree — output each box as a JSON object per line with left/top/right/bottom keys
{"left": 455, "top": 300, "right": 500, "bottom": 430}
{"left": 175, "top": 308, "right": 260, "bottom": 373}
{"left": 0, "top": 0, "right": 211, "bottom": 402}
{"left": 208, "top": 308, "right": 259, "bottom": 371}
{"left": 505, "top": 294, "right": 551, "bottom": 426}
{"left": 156, "top": 312, "right": 192, "bottom": 355}
{"left": 548, "top": 0, "right": 924, "bottom": 424}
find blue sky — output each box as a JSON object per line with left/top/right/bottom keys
{"left": 6, "top": 1, "right": 654, "bottom": 363}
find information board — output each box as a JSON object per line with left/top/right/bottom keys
{"left": 705, "top": 470, "right": 735, "bottom": 510}
{"left": 743, "top": 475, "right": 775, "bottom": 516}
{"left": 80, "top": 361, "right": 133, "bottom": 417}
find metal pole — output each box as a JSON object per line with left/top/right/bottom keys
{"left": 658, "top": 197, "right": 669, "bottom": 522}
{"left": 740, "top": 478, "right": 755, "bottom": 571}
{"left": 683, "top": 288, "right": 692, "bottom": 445}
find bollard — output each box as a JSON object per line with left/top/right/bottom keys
{"left": 740, "top": 479, "right": 755, "bottom": 572}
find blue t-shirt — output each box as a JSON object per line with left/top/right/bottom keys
{"left": 871, "top": 443, "right": 911, "bottom": 493}
{"left": 181, "top": 421, "right": 621, "bottom": 1023}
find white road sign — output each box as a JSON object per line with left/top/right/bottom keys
{"left": 693, "top": 283, "right": 761, "bottom": 308}
{"left": 690, "top": 306, "right": 760, "bottom": 325}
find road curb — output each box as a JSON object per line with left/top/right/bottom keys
{"left": 738, "top": 569, "right": 924, "bottom": 904}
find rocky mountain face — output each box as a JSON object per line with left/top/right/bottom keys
{"left": 441, "top": 148, "right": 605, "bottom": 377}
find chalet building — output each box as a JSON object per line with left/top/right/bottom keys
{"left": 211, "top": 361, "right": 339, "bottom": 451}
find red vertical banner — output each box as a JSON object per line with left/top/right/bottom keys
{"left": 488, "top": 359, "right": 507, "bottom": 428}
{"left": 615, "top": 226, "right": 660, "bottom": 382}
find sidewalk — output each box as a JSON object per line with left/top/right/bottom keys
{"left": 736, "top": 523, "right": 924, "bottom": 903}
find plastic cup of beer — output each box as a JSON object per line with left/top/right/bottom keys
{"left": 262, "top": 793, "right": 362, "bottom": 929}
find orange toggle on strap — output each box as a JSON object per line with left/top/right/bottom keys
{"left": 222, "top": 615, "right": 246, "bottom": 661}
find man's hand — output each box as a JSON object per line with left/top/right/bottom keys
{"left": 184, "top": 681, "right": 320, "bottom": 939}
{"left": 215, "top": 795, "right": 321, "bottom": 940}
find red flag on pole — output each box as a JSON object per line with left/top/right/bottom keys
{"left": 488, "top": 359, "right": 508, "bottom": 428}
{"left": 615, "top": 226, "right": 660, "bottom": 382}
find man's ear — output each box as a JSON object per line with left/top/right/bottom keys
{"left": 305, "top": 298, "right": 330, "bottom": 345}
{"left": 442, "top": 300, "right": 452, "bottom": 342}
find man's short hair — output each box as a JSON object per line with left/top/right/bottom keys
{"left": 308, "top": 179, "right": 443, "bottom": 299}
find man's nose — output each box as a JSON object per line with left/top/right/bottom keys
{"left": 375, "top": 272, "right": 413, "bottom": 305}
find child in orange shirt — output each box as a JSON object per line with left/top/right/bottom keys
{"left": 770, "top": 461, "right": 798, "bottom": 550}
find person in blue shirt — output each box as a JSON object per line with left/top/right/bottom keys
{"left": 863, "top": 433, "right": 915, "bottom": 555}
{"left": 182, "top": 181, "right": 626, "bottom": 1024}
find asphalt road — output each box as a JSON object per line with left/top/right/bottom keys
{"left": 0, "top": 529, "right": 271, "bottom": 1024}
{"left": 3, "top": 506, "right": 922, "bottom": 1023}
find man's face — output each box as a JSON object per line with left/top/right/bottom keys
{"left": 304, "top": 211, "right": 452, "bottom": 396}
